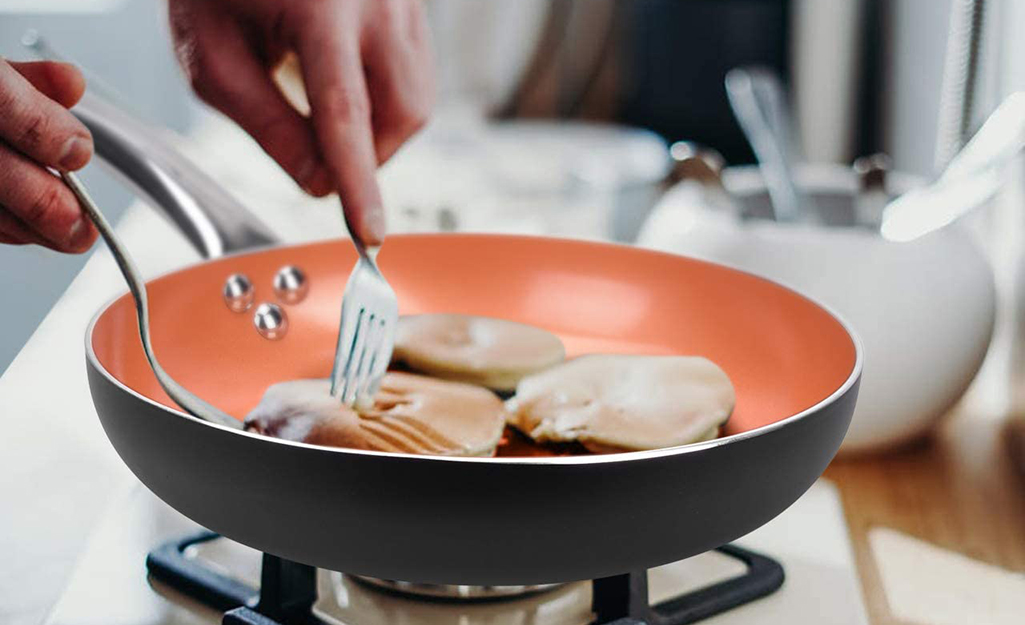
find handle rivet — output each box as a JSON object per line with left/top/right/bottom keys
{"left": 273, "top": 265, "right": 309, "bottom": 304}
{"left": 223, "top": 273, "right": 254, "bottom": 312}
{"left": 254, "top": 303, "right": 288, "bottom": 340}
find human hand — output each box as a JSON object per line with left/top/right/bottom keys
{"left": 169, "top": 0, "right": 434, "bottom": 246}
{"left": 0, "top": 59, "right": 97, "bottom": 252}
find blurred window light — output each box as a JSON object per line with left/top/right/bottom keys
{"left": 0, "top": 0, "right": 127, "bottom": 13}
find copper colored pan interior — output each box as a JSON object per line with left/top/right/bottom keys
{"left": 90, "top": 234, "right": 857, "bottom": 445}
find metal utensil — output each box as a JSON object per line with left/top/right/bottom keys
{"left": 881, "top": 91, "right": 1025, "bottom": 242}
{"left": 329, "top": 243, "right": 398, "bottom": 409}
{"left": 62, "top": 171, "right": 241, "bottom": 430}
{"left": 934, "top": 0, "right": 987, "bottom": 171}
{"left": 853, "top": 153, "right": 892, "bottom": 228}
{"left": 725, "top": 66, "right": 814, "bottom": 223}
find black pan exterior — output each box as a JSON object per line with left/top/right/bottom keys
{"left": 87, "top": 352, "right": 858, "bottom": 585}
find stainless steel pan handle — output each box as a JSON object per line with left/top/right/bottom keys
{"left": 72, "top": 92, "right": 279, "bottom": 258}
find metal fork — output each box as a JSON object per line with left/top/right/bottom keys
{"left": 329, "top": 243, "right": 398, "bottom": 409}
{"left": 61, "top": 171, "right": 242, "bottom": 430}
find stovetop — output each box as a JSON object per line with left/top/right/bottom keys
{"left": 44, "top": 479, "right": 867, "bottom": 625}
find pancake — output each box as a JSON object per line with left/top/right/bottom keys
{"left": 244, "top": 372, "right": 508, "bottom": 456}
{"left": 392, "top": 314, "right": 565, "bottom": 391}
{"left": 507, "top": 355, "right": 734, "bottom": 452}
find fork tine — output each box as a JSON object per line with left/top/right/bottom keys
{"left": 332, "top": 251, "right": 399, "bottom": 409}
{"left": 347, "top": 313, "right": 379, "bottom": 406}
{"left": 330, "top": 304, "right": 363, "bottom": 397}
{"left": 339, "top": 310, "right": 371, "bottom": 404}
{"left": 354, "top": 315, "right": 383, "bottom": 403}
{"left": 356, "top": 317, "right": 389, "bottom": 403}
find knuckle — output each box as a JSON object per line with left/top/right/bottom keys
{"left": 187, "top": 65, "right": 218, "bottom": 104}
{"left": 394, "top": 108, "right": 426, "bottom": 139}
{"left": 255, "top": 114, "right": 307, "bottom": 172}
{"left": 254, "top": 113, "right": 293, "bottom": 142}
{"left": 392, "top": 93, "right": 431, "bottom": 137}
{"left": 409, "top": 112, "right": 428, "bottom": 135}
{"left": 0, "top": 82, "right": 16, "bottom": 114}
{"left": 18, "top": 111, "right": 49, "bottom": 151}
{"left": 407, "top": 99, "right": 431, "bottom": 132}
{"left": 24, "top": 182, "right": 64, "bottom": 227}
{"left": 182, "top": 45, "right": 226, "bottom": 105}
{"left": 287, "top": 0, "right": 331, "bottom": 33}
{"left": 319, "top": 89, "right": 371, "bottom": 125}
{"left": 376, "top": 0, "right": 404, "bottom": 28}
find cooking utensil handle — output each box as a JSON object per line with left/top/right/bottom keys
{"left": 72, "top": 91, "right": 279, "bottom": 259}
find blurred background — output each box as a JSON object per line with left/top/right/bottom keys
{"left": 1, "top": 0, "right": 1020, "bottom": 373}
{"left": 0, "top": 1, "right": 996, "bottom": 367}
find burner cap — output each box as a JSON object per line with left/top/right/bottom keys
{"left": 350, "top": 575, "right": 563, "bottom": 601}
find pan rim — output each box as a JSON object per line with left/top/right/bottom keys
{"left": 84, "top": 232, "right": 863, "bottom": 466}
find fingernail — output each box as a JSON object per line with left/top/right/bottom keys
{"left": 59, "top": 136, "right": 91, "bottom": 171}
{"left": 64, "top": 217, "right": 93, "bottom": 252}
{"left": 365, "top": 207, "right": 386, "bottom": 246}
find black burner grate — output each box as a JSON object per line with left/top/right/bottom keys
{"left": 147, "top": 532, "right": 783, "bottom": 625}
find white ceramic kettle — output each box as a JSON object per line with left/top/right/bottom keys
{"left": 638, "top": 163, "right": 996, "bottom": 454}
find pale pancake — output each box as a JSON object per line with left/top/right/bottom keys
{"left": 244, "top": 372, "right": 508, "bottom": 456}
{"left": 393, "top": 314, "right": 565, "bottom": 391}
{"left": 507, "top": 355, "right": 734, "bottom": 452}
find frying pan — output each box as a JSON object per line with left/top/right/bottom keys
{"left": 77, "top": 94, "right": 861, "bottom": 586}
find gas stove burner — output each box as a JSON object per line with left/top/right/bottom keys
{"left": 147, "top": 531, "right": 784, "bottom": 625}
{"left": 349, "top": 574, "right": 563, "bottom": 600}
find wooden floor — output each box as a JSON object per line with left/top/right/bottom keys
{"left": 825, "top": 405, "right": 1025, "bottom": 624}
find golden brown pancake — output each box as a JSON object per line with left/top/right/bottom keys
{"left": 507, "top": 355, "right": 734, "bottom": 452}
{"left": 392, "top": 314, "right": 565, "bottom": 391}
{"left": 244, "top": 372, "right": 508, "bottom": 456}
